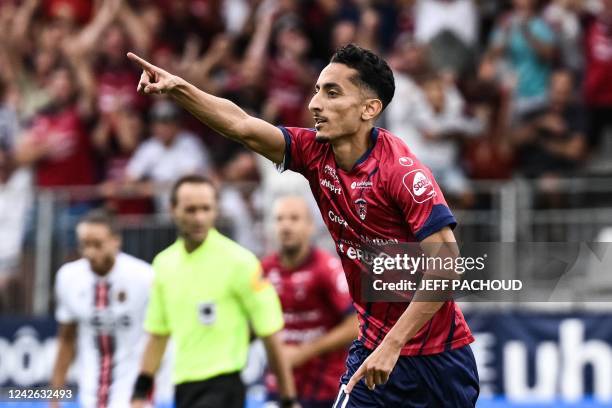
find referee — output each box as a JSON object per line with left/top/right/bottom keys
{"left": 131, "top": 175, "right": 299, "bottom": 408}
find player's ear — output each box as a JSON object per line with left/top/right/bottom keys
{"left": 362, "top": 98, "right": 382, "bottom": 121}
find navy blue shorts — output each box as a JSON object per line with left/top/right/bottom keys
{"left": 333, "top": 340, "right": 479, "bottom": 408}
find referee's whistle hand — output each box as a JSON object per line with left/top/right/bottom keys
{"left": 345, "top": 341, "right": 401, "bottom": 394}
{"left": 127, "top": 52, "right": 180, "bottom": 95}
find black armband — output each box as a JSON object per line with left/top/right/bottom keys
{"left": 132, "top": 373, "right": 154, "bottom": 400}
{"left": 280, "top": 397, "right": 298, "bottom": 408}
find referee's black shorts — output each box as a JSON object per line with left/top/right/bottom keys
{"left": 175, "top": 372, "right": 245, "bottom": 408}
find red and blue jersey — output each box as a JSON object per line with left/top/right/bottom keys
{"left": 262, "top": 248, "right": 353, "bottom": 401}
{"left": 277, "top": 126, "right": 474, "bottom": 355}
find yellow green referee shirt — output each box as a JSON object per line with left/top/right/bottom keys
{"left": 144, "top": 228, "right": 284, "bottom": 384}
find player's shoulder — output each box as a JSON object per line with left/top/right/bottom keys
{"left": 205, "top": 230, "right": 260, "bottom": 273}
{"left": 377, "top": 128, "right": 428, "bottom": 175}
{"left": 116, "top": 253, "right": 153, "bottom": 278}
{"left": 280, "top": 126, "right": 316, "bottom": 139}
{"left": 260, "top": 252, "right": 280, "bottom": 272}
{"left": 56, "top": 258, "right": 89, "bottom": 281}
{"left": 152, "top": 240, "right": 183, "bottom": 271}
{"left": 280, "top": 126, "right": 320, "bottom": 150}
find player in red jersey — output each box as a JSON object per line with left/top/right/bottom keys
{"left": 262, "top": 195, "right": 359, "bottom": 408}
{"left": 128, "top": 43, "right": 479, "bottom": 407}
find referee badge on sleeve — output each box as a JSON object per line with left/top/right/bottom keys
{"left": 197, "top": 302, "right": 216, "bottom": 325}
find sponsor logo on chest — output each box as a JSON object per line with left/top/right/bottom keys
{"left": 351, "top": 180, "right": 373, "bottom": 190}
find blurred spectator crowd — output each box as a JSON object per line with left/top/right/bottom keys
{"left": 1, "top": 0, "right": 612, "bottom": 309}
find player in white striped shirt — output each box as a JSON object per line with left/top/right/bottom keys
{"left": 50, "top": 210, "right": 154, "bottom": 408}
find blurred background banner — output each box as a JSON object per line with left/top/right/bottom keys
{"left": 466, "top": 311, "right": 612, "bottom": 405}
{"left": 2, "top": 312, "right": 612, "bottom": 407}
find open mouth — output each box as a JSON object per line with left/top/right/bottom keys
{"left": 314, "top": 117, "right": 327, "bottom": 130}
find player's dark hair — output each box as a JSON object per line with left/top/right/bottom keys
{"left": 170, "top": 174, "right": 218, "bottom": 207}
{"left": 78, "top": 209, "right": 120, "bottom": 236}
{"left": 330, "top": 43, "right": 395, "bottom": 110}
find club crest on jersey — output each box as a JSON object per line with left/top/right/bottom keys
{"left": 399, "top": 156, "right": 414, "bottom": 167}
{"left": 198, "top": 302, "right": 216, "bottom": 325}
{"left": 402, "top": 170, "right": 436, "bottom": 203}
{"left": 354, "top": 198, "right": 367, "bottom": 220}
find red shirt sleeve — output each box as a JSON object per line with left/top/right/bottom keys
{"left": 318, "top": 253, "right": 354, "bottom": 316}
{"left": 276, "top": 126, "right": 321, "bottom": 175}
{"left": 386, "top": 163, "right": 457, "bottom": 241}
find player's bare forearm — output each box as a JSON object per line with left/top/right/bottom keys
{"left": 262, "top": 332, "right": 298, "bottom": 401}
{"left": 50, "top": 323, "right": 77, "bottom": 389}
{"left": 346, "top": 227, "right": 458, "bottom": 393}
{"left": 139, "top": 333, "right": 169, "bottom": 376}
{"left": 384, "top": 227, "right": 458, "bottom": 347}
{"left": 169, "top": 79, "right": 284, "bottom": 162}
{"left": 300, "top": 314, "right": 359, "bottom": 361}
{"left": 126, "top": 52, "right": 286, "bottom": 163}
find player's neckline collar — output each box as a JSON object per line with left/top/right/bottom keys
{"left": 346, "top": 127, "right": 379, "bottom": 172}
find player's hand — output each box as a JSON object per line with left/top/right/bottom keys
{"left": 345, "top": 340, "right": 402, "bottom": 393}
{"left": 126, "top": 52, "right": 180, "bottom": 95}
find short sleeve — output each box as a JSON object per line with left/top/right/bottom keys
{"left": 233, "top": 255, "right": 284, "bottom": 338}
{"left": 389, "top": 165, "right": 457, "bottom": 241}
{"left": 144, "top": 264, "right": 171, "bottom": 335}
{"left": 276, "top": 126, "right": 318, "bottom": 174}
{"left": 319, "top": 255, "right": 353, "bottom": 316}
{"left": 54, "top": 267, "right": 76, "bottom": 323}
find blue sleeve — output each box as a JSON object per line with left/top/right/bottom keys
{"left": 276, "top": 126, "right": 293, "bottom": 173}
{"left": 415, "top": 204, "right": 457, "bottom": 241}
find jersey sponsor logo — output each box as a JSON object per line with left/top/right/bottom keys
{"left": 354, "top": 198, "right": 367, "bottom": 220}
{"left": 399, "top": 156, "right": 414, "bottom": 167}
{"left": 359, "top": 235, "right": 400, "bottom": 245}
{"left": 402, "top": 170, "right": 436, "bottom": 203}
{"left": 324, "top": 164, "right": 339, "bottom": 181}
{"left": 284, "top": 310, "right": 322, "bottom": 324}
{"left": 337, "top": 242, "right": 377, "bottom": 264}
{"left": 282, "top": 327, "right": 326, "bottom": 342}
{"left": 89, "top": 312, "right": 131, "bottom": 332}
{"left": 198, "top": 302, "right": 216, "bottom": 325}
{"left": 117, "top": 290, "right": 127, "bottom": 303}
{"left": 350, "top": 180, "right": 373, "bottom": 190}
{"left": 321, "top": 178, "right": 342, "bottom": 194}
{"left": 328, "top": 210, "right": 349, "bottom": 228}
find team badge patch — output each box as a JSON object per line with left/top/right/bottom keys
{"left": 402, "top": 170, "right": 436, "bottom": 203}
{"left": 354, "top": 198, "right": 367, "bottom": 220}
{"left": 197, "top": 302, "right": 216, "bottom": 325}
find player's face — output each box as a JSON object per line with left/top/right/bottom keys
{"left": 76, "top": 223, "right": 120, "bottom": 274}
{"left": 273, "top": 197, "right": 314, "bottom": 254}
{"left": 308, "top": 63, "right": 372, "bottom": 143}
{"left": 172, "top": 183, "right": 218, "bottom": 245}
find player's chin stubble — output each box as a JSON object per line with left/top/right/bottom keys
{"left": 315, "top": 134, "right": 331, "bottom": 143}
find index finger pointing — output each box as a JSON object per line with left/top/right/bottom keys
{"left": 126, "top": 52, "right": 157, "bottom": 72}
{"left": 345, "top": 365, "right": 366, "bottom": 394}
